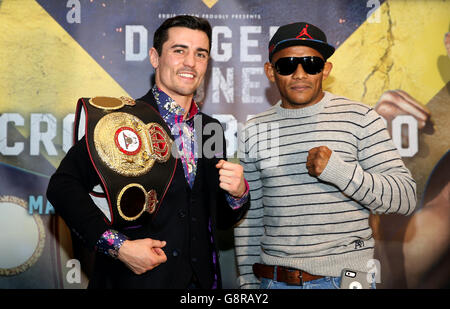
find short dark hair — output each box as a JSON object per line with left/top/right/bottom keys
{"left": 153, "top": 15, "right": 212, "bottom": 56}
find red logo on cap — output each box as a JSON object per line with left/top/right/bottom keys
{"left": 296, "top": 24, "right": 313, "bottom": 40}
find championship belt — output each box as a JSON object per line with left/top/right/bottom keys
{"left": 74, "top": 96, "right": 176, "bottom": 227}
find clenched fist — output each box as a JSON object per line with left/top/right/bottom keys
{"left": 306, "top": 146, "right": 332, "bottom": 177}
{"left": 216, "top": 159, "right": 246, "bottom": 198}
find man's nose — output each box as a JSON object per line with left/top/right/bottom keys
{"left": 292, "top": 63, "right": 307, "bottom": 79}
{"left": 183, "top": 51, "right": 196, "bottom": 67}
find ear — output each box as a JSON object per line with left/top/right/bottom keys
{"left": 264, "top": 62, "right": 276, "bottom": 83}
{"left": 149, "top": 47, "right": 159, "bottom": 69}
{"left": 322, "top": 61, "right": 333, "bottom": 81}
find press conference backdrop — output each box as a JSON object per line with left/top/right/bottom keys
{"left": 0, "top": 0, "right": 449, "bottom": 288}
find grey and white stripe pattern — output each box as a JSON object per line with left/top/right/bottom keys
{"left": 234, "top": 91, "right": 417, "bottom": 289}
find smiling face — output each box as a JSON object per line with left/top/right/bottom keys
{"left": 265, "top": 45, "right": 332, "bottom": 109}
{"left": 150, "top": 27, "right": 210, "bottom": 109}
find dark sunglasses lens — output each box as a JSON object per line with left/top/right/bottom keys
{"left": 301, "top": 57, "right": 325, "bottom": 75}
{"left": 274, "top": 58, "right": 297, "bottom": 75}
{"left": 274, "top": 57, "right": 324, "bottom": 75}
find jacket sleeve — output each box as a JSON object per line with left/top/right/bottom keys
{"left": 46, "top": 137, "right": 111, "bottom": 250}
{"left": 215, "top": 183, "right": 250, "bottom": 230}
{"left": 211, "top": 117, "right": 250, "bottom": 230}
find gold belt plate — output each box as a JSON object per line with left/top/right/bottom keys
{"left": 94, "top": 112, "right": 171, "bottom": 177}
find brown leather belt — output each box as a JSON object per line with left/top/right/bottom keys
{"left": 253, "top": 263, "right": 324, "bottom": 286}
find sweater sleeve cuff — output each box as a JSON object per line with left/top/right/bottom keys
{"left": 318, "top": 151, "right": 357, "bottom": 190}
{"left": 95, "top": 229, "right": 128, "bottom": 259}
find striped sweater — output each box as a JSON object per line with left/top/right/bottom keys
{"left": 234, "top": 91, "right": 417, "bottom": 289}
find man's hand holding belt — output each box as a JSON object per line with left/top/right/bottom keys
{"left": 118, "top": 238, "right": 167, "bottom": 275}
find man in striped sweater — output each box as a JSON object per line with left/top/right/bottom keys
{"left": 234, "top": 22, "right": 417, "bottom": 289}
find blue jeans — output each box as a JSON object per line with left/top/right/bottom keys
{"left": 260, "top": 276, "right": 342, "bottom": 289}
{"left": 259, "top": 269, "right": 376, "bottom": 289}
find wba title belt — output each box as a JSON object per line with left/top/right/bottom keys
{"left": 74, "top": 96, "right": 176, "bottom": 227}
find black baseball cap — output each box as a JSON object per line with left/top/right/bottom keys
{"left": 269, "top": 22, "right": 335, "bottom": 62}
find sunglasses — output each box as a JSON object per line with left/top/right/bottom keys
{"left": 273, "top": 56, "right": 325, "bottom": 76}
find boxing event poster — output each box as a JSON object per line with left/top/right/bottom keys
{"left": 0, "top": 0, "right": 449, "bottom": 288}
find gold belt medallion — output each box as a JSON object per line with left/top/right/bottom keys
{"left": 94, "top": 112, "right": 172, "bottom": 177}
